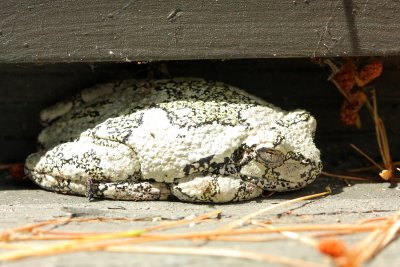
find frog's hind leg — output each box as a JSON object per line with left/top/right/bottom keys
{"left": 25, "top": 136, "right": 172, "bottom": 201}
{"left": 92, "top": 180, "right": 171, "bottom": 201}
{"left": 27, "top": 172, "right": 170, "bottom": 201}
{"left": 171, "top": 175, "right": 263, "bottom": 203}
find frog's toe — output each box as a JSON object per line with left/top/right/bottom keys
{"left": 171, "top": 175, "right": 263, "bottom": 203}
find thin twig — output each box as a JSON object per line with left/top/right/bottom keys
{"left": 0, "top": 164, "right": 14, "bottom": 170}
{"left": 347, "top": 161, "right": 400, "bottom": 173}
{"left": 347, "top": 212, "right": 400, "bottom": 264}
{"left": 252, "top": 221, "right": 318, "bottom": 247}
{"left": 364, "top": 91, "right": 393, "bottom": 178}
{"left": 220, "top": 189, "right": 331, "bottom": 231}
{"left": 321, "top": 171, "right": 373, "bottom": 181}
{"left": 350, "top": 144, "right": 384, "bottom": 171}
{"left": 324, "top": 58, "right": 394, "bottom": 180}
{"left": 329, "top": 79, "right": 353, "bottom": 103}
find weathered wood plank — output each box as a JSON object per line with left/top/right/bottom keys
{"left": 1, "top": 0, "right": 400, "bottom": 63}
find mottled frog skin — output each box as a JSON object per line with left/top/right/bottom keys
{"left": 25, "top": 78, "right": 322, "bottom": 203}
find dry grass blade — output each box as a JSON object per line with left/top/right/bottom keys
{"left": 334, "top": 212, "right": 400, "bottom": 267}
{"left": 147, "top": 210, "right": 221, "bottom": 231}
{"left": 252, "top": 221, "right": 318, "bottom": 246}
{"left": 350, "top": 144, "right": 384, "bottom": 171}
{"left": 220, "top": 189, "right": 331, "bottom": 231}
{"left": 329, "top": 78, "right": 353, "bottom": 103}
{"left": 1, "top": 217, "right": 139, "bottom": 242}
{"left": 321, "top": 171, "right": 373, "bottom": 182}
{"left": 366, "top": 91, "right": 393, "bottom": 179}
{"left": 0, "top": 217, "right": 75, "bottom": 241}
{"left": 0, "top": 211, "right": 221, "bottom": 261}
{"left": 347, "top": 161, "right": 400, "bottom": 173}
{"left": 0, "top": 164, "right": 13, "bottom": 170}
{"left": 2, "top": 190, "right": 399, "bottom": 267}
{"left": 357, "top": 212, "right": 400, "bottom": 261}
{"left": 143, "top": 224, "right": 379, "bottom": 241}
{"left": 0, "top": 229, "right": 147, "bottom": 261}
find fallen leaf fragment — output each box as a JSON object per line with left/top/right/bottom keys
{"left": 379, "top": 169, "right": 392, "bottom": 181}
{"left": 355, "top": 60, "right": 383, "bottom": 87}
{"left": 333, "top": 60, "right": 357, "bottom": 92}
{"left": 318, "top": 238, "right": 348, "bottom": 258}
{"left": 8, "top": 163, "right": 25, "bottom": 179}
{"left": 340, "top": 91, "right": 367, "bottom": 127}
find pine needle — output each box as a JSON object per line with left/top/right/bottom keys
{"left": 220, "top": 188, "right": 331, "bottom": 231}
{"left": 350, "top": 144, "right": 384, "bottom": 171}
{"left": 1, "top": 190, "right": 399, "bottom": 267}
{"left": 321, "top": 171, "right": 373, "bottom": 182}
{"left": 335, "top": 211, "right": 400, "bottom": 266}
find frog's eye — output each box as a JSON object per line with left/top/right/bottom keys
{"left": 256, "top": 148, "right": 285, "bottom": 168}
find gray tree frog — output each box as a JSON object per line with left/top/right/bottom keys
{"left": 25, "top": 78, "right": 322, "bottom": 203}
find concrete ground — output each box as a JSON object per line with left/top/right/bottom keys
{"left": 1, "top": 171, "right": 399, "bottom": 267}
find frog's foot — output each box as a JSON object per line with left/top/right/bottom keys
{"left": 171, "top": 175, "right": 263, "bottom": 203}
{"left": 86, "top": 178, "right": 95, "bottom": 201}
{"left": 28, "top": 172, "right": 171, "bottom": 201}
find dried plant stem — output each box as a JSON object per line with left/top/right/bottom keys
{"left": 1, "top": 211, "right": 221, "bottom": 243}
{"left": 321, "top": 171, "right": 372, "bottom": 182}
{"left": 252, "top": 221, "right": 318, "bottom": 247}
{"left": 220, "top": 189, "right": 331, "bottom": 231}
{"left": 204, "top": 235, "right": 286, "bottom": 242}
{"left": 145, "top": 224, "right": 379, "bottom": 240}
{"left": 4, "top": 223, "right": 380, "bottom": 244}
{"left": 329, "top": 79, "right": 353, "bottom": 103}
{"left": 323, "top": 59, "right": 394, "bottom": 180}
{"left": 1, "top": 214, "right": 382, "bottom": 262}
{"left": 324, "top": 59, "right": 342, "bottom": 81}
{"left": 2, "top": 189, "right": 399, "bottom": 267}
{"left": 0, "top": 236, "right": 143, "bottom": 261}
{"left": 0, "top": 218, "right": 75, "bottom": 241}
{"left": 0, "top": 217, "right": 138, "bottom": 239}
{"left": 0, "top": 164, "right": 13, "bottom": 170}
{"left": 343, "top": 212, "right": 400, "bottom": 265}
{"left": 144, "top": 210, "right": 221, "bottom": 232}
{"left": 350, "top": 144, "right": 384, "bottom": 171}
{"left": 323, "top": 58, "right": 353, "bottom": 103}
{"left": 0, "top": 211, "right": 221, "bottom": 261}
{"left": 0, "top": 243, "right": 45, "bottom": 250}
{"left": 364, "top": 92, "right": 393, "bottom": 175}
{"left": 347, "top": 161, "right": 400, "bottom": 173}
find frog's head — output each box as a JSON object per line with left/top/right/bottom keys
{"left": 239, "top": 111, "right": 322, "bottom": 191}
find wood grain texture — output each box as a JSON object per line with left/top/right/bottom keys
{"left": 1, "top": 0, "right": 400, "bottom": 63}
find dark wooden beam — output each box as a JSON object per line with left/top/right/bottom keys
{"left": 1, "top": 0, "right": 400, "bottom": 63}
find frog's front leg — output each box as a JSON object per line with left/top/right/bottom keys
{"left": 25, "top": 136, "right": 171, "bottom": 201}
{"left": 171, "top": 174, "right": 263, "bottom": 203}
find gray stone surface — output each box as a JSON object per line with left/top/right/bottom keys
{"left": 1, "top": 171, "right": 399, "bottom": 266}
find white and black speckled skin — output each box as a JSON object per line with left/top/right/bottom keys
{"left": 25, "top": 78, "right": 322, "bottom": 203}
